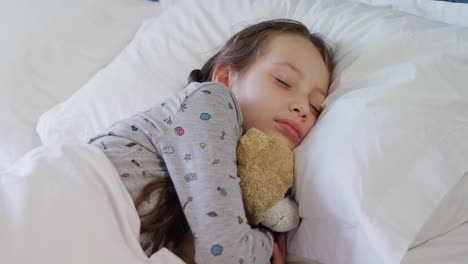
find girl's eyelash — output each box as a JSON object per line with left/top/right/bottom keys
{"left": 275, "top": 76, "right": 320, "bottom": 114}
{"left": 274, "top": 77, "right": 290, "bottom": 88}
{"left": 309, "top": 104, "right": 320, "bottom": 114}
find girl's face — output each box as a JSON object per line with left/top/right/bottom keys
{"left": 215, "top": 33, "right": 330, "bottom": 150}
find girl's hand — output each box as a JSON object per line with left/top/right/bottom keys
{"left": 269, "top": 243, "right": 285, "bottom": 264}
{"left": 275, "top": 232, "right": 287, "bottom": 258}
{"left": 269, "top": 232, "right": 287, "bottom": 264}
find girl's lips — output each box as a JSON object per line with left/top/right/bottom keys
{"left": 275, "top": 120, "right": 301, "bottom": 142}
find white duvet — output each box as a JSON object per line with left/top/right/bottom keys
{"left": 0, "top": 144, "right": 183, "bottom": 264}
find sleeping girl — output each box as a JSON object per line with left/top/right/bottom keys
{"left": 89, "top": 19, "right": 334, "bottom": 264}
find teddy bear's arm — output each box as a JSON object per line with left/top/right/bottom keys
{"left": 260, "top": 197, "right": 300, "bottom": 232}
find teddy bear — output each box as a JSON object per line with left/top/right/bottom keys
{"left": 237, "top": 128, "right": 300, "bottom": 232}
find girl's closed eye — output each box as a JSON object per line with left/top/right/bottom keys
{"left": 274, "top": 77, "right": 290, "bottom": 88}
{"left": 309, "top": 104, "right": 320, "bottom": 115}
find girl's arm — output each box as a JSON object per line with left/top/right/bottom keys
{"left": 157, "top": 82, "right": 273, "bottom": 263}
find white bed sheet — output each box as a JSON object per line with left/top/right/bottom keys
{"left": 0, "top": 0, "right": 162, "bottom": 170}
{"left": 402, "top": 221, "right": 468, "bottom": 264}
{"left": 0, "top": 144, "right": 184, "bottom": 264}
{"left": 288, "top": 222, "right": 468, "bottom": 264}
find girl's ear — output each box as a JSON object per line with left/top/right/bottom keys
{"left": 212, "top": 64, "right": 233, "bottom": 88}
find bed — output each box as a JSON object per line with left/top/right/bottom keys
{"left": 1, "top": 0, "right": 467, "bottom": 263}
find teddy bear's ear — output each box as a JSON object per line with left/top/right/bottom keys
{"left": 237, "top": 128, "right": 270, "bottom": 157}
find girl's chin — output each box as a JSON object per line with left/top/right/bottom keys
{"left": 275, "top": 134, "right": 296, "bottom": 151}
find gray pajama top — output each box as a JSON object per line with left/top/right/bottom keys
{"left": 89, "top": 82, "right": 273, "bottom": 264}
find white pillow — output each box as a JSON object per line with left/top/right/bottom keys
{"left": 0, "top": 0, "right": 161, "bottom": 170}
{"left": 159, "top": 0, "right": 183, "bottom": 9}
{"left": 37, "top": 0, "right": 468, "bottom": 263}
{"left": 347, "top": 0, "right": 393, "bottom": 7}
{"left": 36, "top": 0, "right": 298, "bottom": 144}
{"left": 410, "top": 172, "right": 468, "bottom": 248}
{"left": 289, "top": 0, "right": 468, "bottom": 263}
{"left": 393, "top": 0, "right": 468, "bottom": 27}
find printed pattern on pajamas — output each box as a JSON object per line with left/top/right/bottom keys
{"left": 89, "top": 82, "right": 273, "bottom": 263}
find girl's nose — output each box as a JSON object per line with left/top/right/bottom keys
{"left": 289, "top": 103, "right": 309, "bottom": 119}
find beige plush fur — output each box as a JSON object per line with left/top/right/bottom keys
{"left": 237, "top": 128, "right": 294, "bottom": 225}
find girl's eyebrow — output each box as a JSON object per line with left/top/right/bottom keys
{"left": 274, "top": 62, "right": 303, "bottom": 78}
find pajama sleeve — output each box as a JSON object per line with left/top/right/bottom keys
{"left": 156, "top": 82, "right": 274, "bottom": 264}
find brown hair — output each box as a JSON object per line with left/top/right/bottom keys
{"left": 135, "top": 19, "right": 335, "bottom": 262}
{"left": 188, "top": 19, "right": 335, "bottom": 85}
